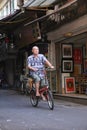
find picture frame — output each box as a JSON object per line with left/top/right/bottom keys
{"left": 64, "top": 77, "right": 75, "bottom": 93}
{"left": 62, "top": 43, "right": 73, "bottom": 58}
{"left": 62, "top": 59, "right": 74, "bottom": 73}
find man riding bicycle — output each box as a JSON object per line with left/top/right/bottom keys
{"left": 27, "top": 46, "right": 54, "bottom": 99}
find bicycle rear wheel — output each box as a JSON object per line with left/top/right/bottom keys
{"left": 21, "top": 82, "right": 24, "bottom": 93}
{"left": 20, "top": 82, "right": 25, "bottom": 94}
{"left": 47, "top": 90, "right": 54, "bottom": 110}
{"left": 30, "top": 89, "right": 38, "bottom": 107}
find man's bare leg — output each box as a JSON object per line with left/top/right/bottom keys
{"left": 35, "top": 82, "right": 40, "bottom": 96}
{"left": 41, "top": 93, "right": 46, "bottom": 101}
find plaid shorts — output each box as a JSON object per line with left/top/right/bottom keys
{"left": 31, "top": 74, "right": 48, "bottom": 87}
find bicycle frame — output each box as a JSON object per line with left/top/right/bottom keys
{"left": 29, "top": 69, "right": 54, "bottom": 110}
{"left": 39, "top": 87, "right": 48, "bottom": 94}
{"left": 31, "top": 74, "right": 49, "bottom": 94}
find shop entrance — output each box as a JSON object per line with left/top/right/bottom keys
{"left": 56, "top": 33, "right": 87, "bottom": 95}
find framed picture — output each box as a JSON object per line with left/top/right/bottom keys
{"left": 64, "top": 77, "right": 75, "bottom": 93}
{"left": 62, "top": 59, "right": 74, "bottom": 73}
{"left": 62, "top": 44, "right": 73, "bottom": 58}
{"left": 83, "top": 58, "right": 87, "bottom": 73}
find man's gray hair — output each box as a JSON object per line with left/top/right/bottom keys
{"left": 32, "top": 46, "right": 39, "bottom": 50}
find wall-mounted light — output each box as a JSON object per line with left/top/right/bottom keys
{"left": 64, "top": 32, "right": 73, "bottom": 38}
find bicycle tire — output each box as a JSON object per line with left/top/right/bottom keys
{"left": 30, "top": 89, "right": 38, "bottom": 107}
{"left": 47, "top": 90, "right": 54, "bottom": 110}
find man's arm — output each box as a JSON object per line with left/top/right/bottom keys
{"left": 42, "top": 55, "right": 54, "bottom": 69}
{"left": 45, "top": 60, "right": 54, "bottom": 69}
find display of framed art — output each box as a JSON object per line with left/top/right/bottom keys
{"left": 62, "top": 59, "right": 74, "bottom": 73}
{"left": 62, "top": 43, "right": 73, "bottom": 58}
{"left": 64, "top": 77, "right": 75, "bottom": 93}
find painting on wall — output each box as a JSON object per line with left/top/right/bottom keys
{"left": 62, "top": 59, "right": 74, "bottom": 73}
{"left": 62, "top": 44, "right": 73, "bottom": 58}
{"left": 64, "top": 77, "right": 75, "bottom": 93}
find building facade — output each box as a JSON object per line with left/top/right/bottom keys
{"left": 0, "top": 0, "right": 87, "bottom": 95}
{"left": 42, "top": 0, "right": 87, "bottom": 95}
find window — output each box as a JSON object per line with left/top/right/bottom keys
{"left": 14, "top": 0, "right": 19, "bottom": 10}
{"left": 0, "top": 9, "right": 4, "bottom": 19}
{"left": 8, "top": 1, "right": 10, "bottom": 15}
{"left": 6, "top": 4, "right": 8, "bottom": 15}
{"left": 0, "top": 0, "right": 19, "bottom": 19}
{"left": 11, "top": 0, "right": 14, "bottom": 13}
{"left": 4, "top": 6, "right": 6, "bottom": 17}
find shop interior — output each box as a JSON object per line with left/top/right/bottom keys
{"left": 60, "top": 33, "right": 87, "bottom": 95}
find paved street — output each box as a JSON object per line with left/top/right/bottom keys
{"left": 0, "top": 90, "right": 87, "bottom": 130}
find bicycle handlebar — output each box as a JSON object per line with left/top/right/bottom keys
{"left": 45, "top": 67, "right": 55, "bottom": 71}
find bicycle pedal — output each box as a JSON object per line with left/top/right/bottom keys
{"left": 36, "top": 96, "right": 40, "bottom": 99}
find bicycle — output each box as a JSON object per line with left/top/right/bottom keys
{"left": 29, "top": 69, "right": 54, "bottom": 110}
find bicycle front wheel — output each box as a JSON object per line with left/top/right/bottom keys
{"left": 30, "top": 89, "right": 38, "bottom": 107}
{"left": 47, "top": 90, "right": 54, "bottom": 110}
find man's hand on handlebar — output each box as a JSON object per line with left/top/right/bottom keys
{"left": 50, "top": 66, "right": 54, "bottom": 69}
{"left": 33, "top": 68, "right": 38, "bottom": 72}
{"left": 45, "top": 66, "right": 55, "bottom": 71}
{"left": 28, "top": 66, "right": 38, "bottom": 72}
